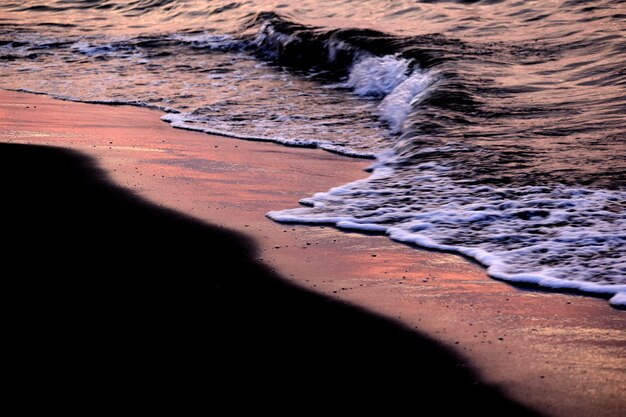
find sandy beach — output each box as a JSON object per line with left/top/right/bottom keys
{"left": 1, "top": 90, "right": 624, "bottom": 415}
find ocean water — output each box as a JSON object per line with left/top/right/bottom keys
{"left": 1, "top": 0, "right": 625, "bottom": 306}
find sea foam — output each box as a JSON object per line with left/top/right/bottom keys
{"left": 343, "top": 54, "right": 434, "bottom": 133}
{"left": 160, "top": 51, "right": 434, "bottom": 158}
{"left": 268, "top": 158, "right": 626, "bottom": 306}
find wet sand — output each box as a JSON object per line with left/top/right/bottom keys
{"left": 1, "top": 90, "right": 624, "bottom": 416}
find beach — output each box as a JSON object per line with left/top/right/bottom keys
{"left": 1, "top": 90, "right": 624, "bottom": 415}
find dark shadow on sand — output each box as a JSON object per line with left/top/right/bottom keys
{"left": 2, "top": 143, "right": 542, "bottom": 414}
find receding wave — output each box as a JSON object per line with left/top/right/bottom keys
{"left": 268, "top": 158, "right": 626, "bottom": 306}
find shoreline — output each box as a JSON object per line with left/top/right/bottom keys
{"left": 11, "top": 91, "right": 624, "bottom": 307}
{"left": 1, "top": 90, "right": 624, "bottom": 416}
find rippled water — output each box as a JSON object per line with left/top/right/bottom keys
{"left": 1, "top": 0, "right": 625, "bottom": 306}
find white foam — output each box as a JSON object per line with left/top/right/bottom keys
{"left": 609, "top": 292, "right": 626, "bottom": 307}
{"left": 378, "top": 69, "right": 433, "bottom": 133}
{"left": 343, "top": 54, "right": 435, "bottom": 133}
{"left": 169, "top": 33, "right": 243, "bottom": 50}
{"left": 268, "top": 159, "right": 626, "bottom": 306}
{"left": 345, "top": 55, "right": 411, "bottom": 97}
{"left": 161, "top": 112, "right": 376, "bottom": 158}
{"left": 71, "top": 41, "right": 133, "bottom": 56}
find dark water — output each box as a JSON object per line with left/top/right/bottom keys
{"left": 1, "top": 0, "right": 625, "bottom": 305}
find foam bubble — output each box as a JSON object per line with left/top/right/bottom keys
{"left": 346, "top": 55, "right": 412, "bottom": 97}
{"left": 161, "top": 112, "right": 376, "bottom": 158}
{"left": 268, "top": 159, "right": 626, "bottom": 306}
{"left": 343, "top": 54, "right": 434, "bottom": 132}
{"left": 378, "top": 69, "right": 433, "bottom": 133}
{"left": 609, "top": 292, "right": 626, "bottom": 307}
{"left": 169, "top": 33, "right": 243, "bottom": 50}
{"left": 72, "top": 41, "right": 134, "bottom": 56}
